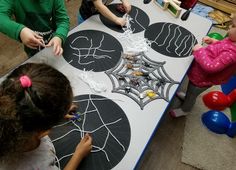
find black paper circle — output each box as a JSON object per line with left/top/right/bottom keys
{"left": 63, "top": 30, "right": 123, "bottom": 72}
{"left": 144, "top": 22, "right": 198, "bottom": 58}
{"left": 100, "top": 4, "right": 150, "bottom": 33}
{"left": 50, "top": 94, "right": 131, "bottom": 170}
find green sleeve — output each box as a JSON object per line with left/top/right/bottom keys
{"left": 0, "top": 0, "right": 24, "bottom": 41}
{"left": 53, "top": 0, "right": 70, "bottom": 44}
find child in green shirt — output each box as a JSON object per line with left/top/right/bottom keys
{"left": 0, "top": 0, "right": 70, "bottom": 57}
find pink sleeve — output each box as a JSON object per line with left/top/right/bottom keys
{"left": 193, "top": 46, "right": 236, "bottom": 74}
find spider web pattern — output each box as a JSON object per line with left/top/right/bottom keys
{"left": 50, "top": 94, "right": 131, "bottom": 170}
{"left": 68, "top": 35, "right": 114, "bottom": 65}
{"left": 105, "top": 52, "right": 179, "bottom": 109}
{"left": 63, "top": 30, "right": 123, "bottom": 72}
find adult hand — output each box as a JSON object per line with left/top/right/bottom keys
{"left": 20, "top": 27, "right": 45, "bottom": 49}
{"left": 122, "top": 0, "right": 131, "bottom": 13}
{"left": 46, "top": 36, "right": 63, "bottom": 56}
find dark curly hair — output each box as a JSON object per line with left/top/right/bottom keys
{"left": 0, "top": 63, "right": 73, "bottom": 160}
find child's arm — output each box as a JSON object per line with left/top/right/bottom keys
{"left": 193, "top": 47, "right": 236, "bottom": 74}
{"left": 0, "top": 1, "right": 45, "bottom": 49}
{"left": 64, "top": 103, "right": 78, "bottom": 119}
{"left": 53, "top": 0, "right": 69, "bottom": 43}
{"left": 48, "top": 0, "right": 69, "bottom": 56}
{"left": 0, "top": 0, "right": 44, "bottom": 49}
{"left": 0, "top": 0, "right": 24, "bottom": 40}
{"left": 94, "top": 0, "right": 126, "bottom": 26}
{"left": 121, "top": 0, "right": 131, "bottom": 13}
{"left": 64, "top": 133, "right": 92, "bottom": 170}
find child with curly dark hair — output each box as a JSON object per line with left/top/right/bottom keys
{"left": 0, "top": 63, "right": 92, "bottom": 170}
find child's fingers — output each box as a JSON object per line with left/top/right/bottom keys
{"left": 32, "top": 38, "right": 45, "bottom": 47}
{"left": 28, "top": 41, "right": 40, "bottom": 47}
{"left": 68, "top": 104, "right": 78, "bottom": 115}
{"left": 84, "top": 133, "right": 90, "bottom": 140}
{"left": 45, "top": 40, "right": 53, "bottom": 47}
{"left": 64, "top": 113, "right": 75, "bottom": 119}
{"left": 53, "top": 44, "right": 61, "bottom": 56}
{"left": 26, "top": 44, "right": 38, "bottom": 49}
{"left": 202, "top": 36, "right": 209, "bottom": 42}
{"left": 202, "top": 36, "right": 213, "bottom": 44}
{"left": 58, "top": 47, "right": 63, "bottom": 56}
{"left": 120, "top": 18, "right": 126, "bottom": 27}
{"left": 84, "top": 133, "right": 92, "bottom": 143}
{"left": 70, "top": 103, "right": 78, "bottom": 110}
{"left": 34, "top": 33, "right": 43, "bottom": 40}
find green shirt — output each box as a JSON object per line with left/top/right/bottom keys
{"left": 0, "top": 0, "right": 70, "bottom": 56}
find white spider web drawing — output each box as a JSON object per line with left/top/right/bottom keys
{"left": 63, "top": 30, "right": 123, "bottom": 72}
{"left": 50, "top": 94, "right": 131, "bottom": 170}
{"left": 68, "top": 35, "right": 114, "bottom": 65}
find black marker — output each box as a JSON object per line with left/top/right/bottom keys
{"left": 181, "top": 0, "right": 198, "bottom": 21}
{"left": 181, "top": 8, "right": 192, "bottom": 21}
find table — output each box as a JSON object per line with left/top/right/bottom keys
{"left": 2, "top": 0, "right": 212, "bottom": 169}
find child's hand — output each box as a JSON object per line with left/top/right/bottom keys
{"left": 202, "top": 36, "right": 219, "bottom": 44}
{"left": 192, "top": 44, "right": 202, "bottom": 51}
{"left": 64, "top": 133, "right": 92, "bottom": 169}
{"left": 64, "top": 103, "right": 78, "bottom": 119}
{"left": 122, "top": 0, "right": 131, "bottom": 13}
{"left": 20, "top": 27, "right": 45, "bottom": 49}
{"left": 202, "top": 36, "right": 214, "bottom": 44}
{"left": 115, "top": 17, "right": 126, "bottom": 26}
{"left": 75, "top": 133, "right": 92, "bottom": 158}
{"left": 46, "top": 36, "right": 63, "bottom": 56}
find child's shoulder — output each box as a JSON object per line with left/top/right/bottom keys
{"left": 4, "top": 136, "right": 57, "bottom": 170}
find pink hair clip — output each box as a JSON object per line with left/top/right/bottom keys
{"left": 19, "top": 75, "right": 32, "bottom": 88}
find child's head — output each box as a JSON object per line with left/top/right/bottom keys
{"left": 0, "top": 63, "right": 73, "bottom": 159}
{"left": 228, "top": 13, "right": 236, "bottom": 42}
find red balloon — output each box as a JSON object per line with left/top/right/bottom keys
{"left": 203, "top": 91, "right": 231, "bottom": 110}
